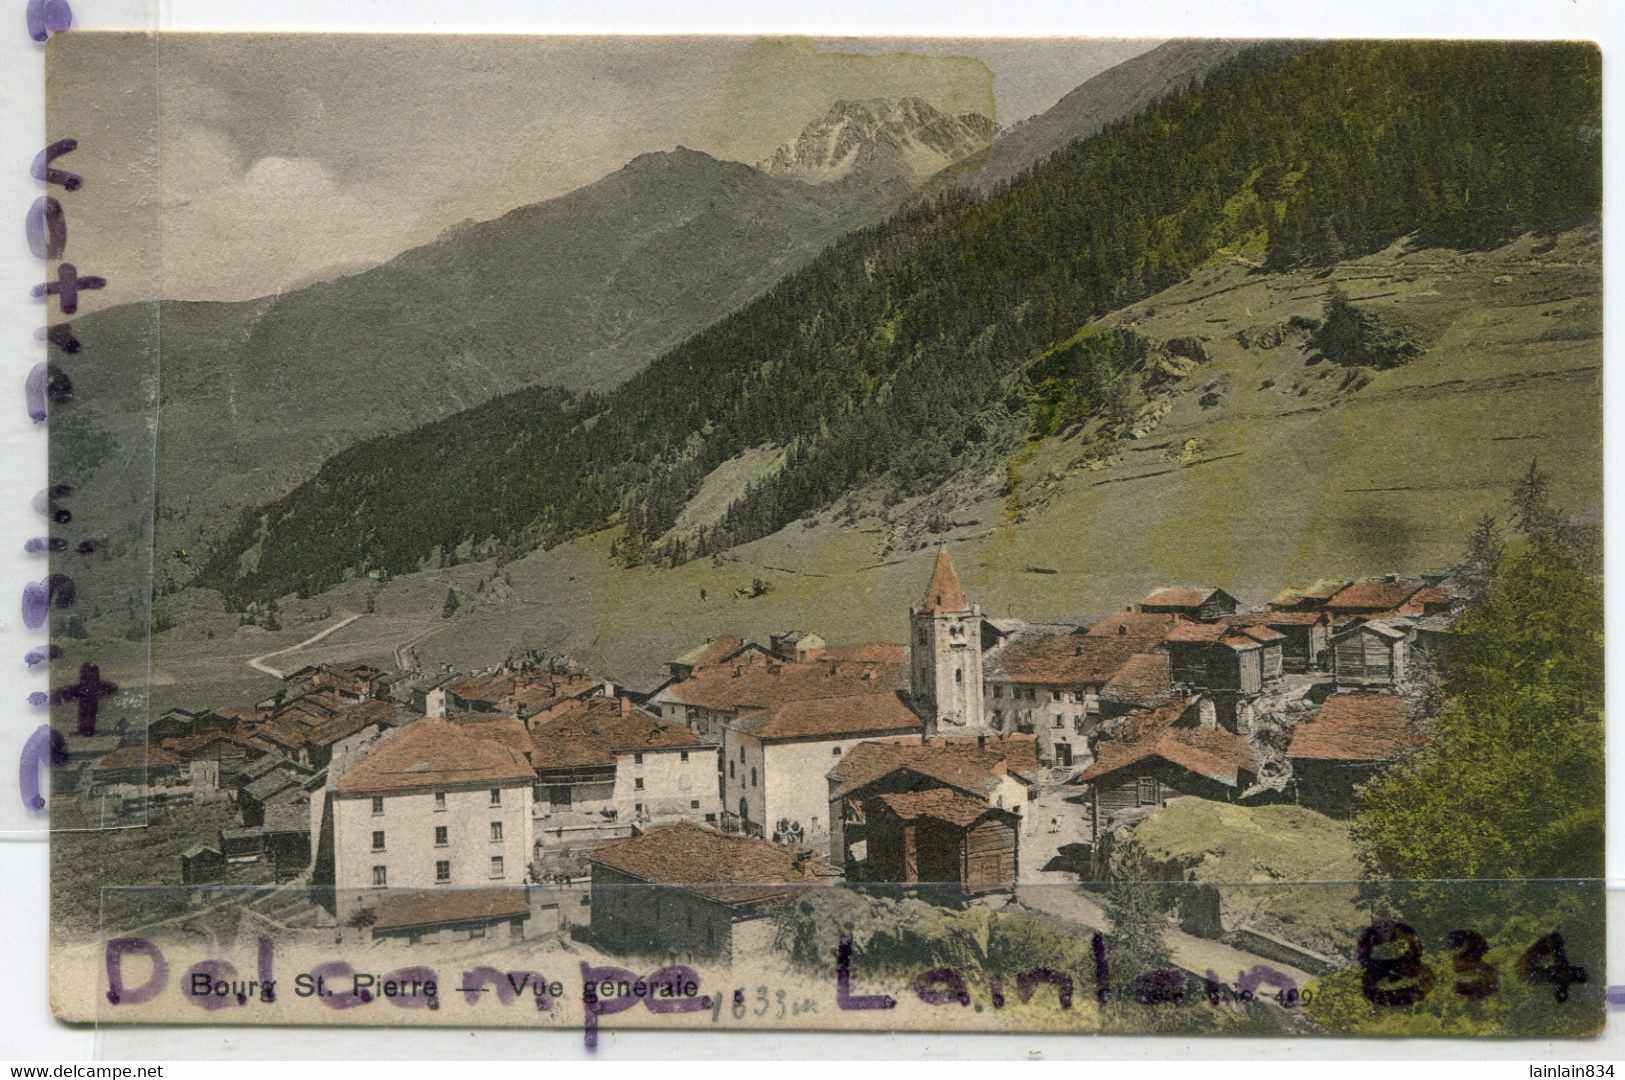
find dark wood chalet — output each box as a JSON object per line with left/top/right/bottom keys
{"left": 1163, "top": 623, "right": 1283, "bottom": 695}
{"left": 1330, "top": 621, "right": 1408, "bottom": 689}
{"left": 1074, "top": 697, "right": 1256, "bottom": 840}
{"left": 1137, "top": 586, "right": 1240, "bottom": 622}
{"left": 1223, "top": 611, "right": 1330, "bottom": 674}
{"left": 1287, "top": 691, "right": 1427, "bottom": 815}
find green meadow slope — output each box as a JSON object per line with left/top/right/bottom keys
{"left": 149, "top": 225, "right": 1600, "bottom": 699}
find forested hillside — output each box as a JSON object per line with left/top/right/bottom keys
{"left": 204, "top": 41, "right": 1601, "bottom": 604}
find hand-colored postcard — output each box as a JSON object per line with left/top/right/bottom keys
{"left": 38, "top": 33, "right": 1603, "bottom": 1041}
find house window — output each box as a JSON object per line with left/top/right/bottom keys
{"left": 372, "top": 830, "right": 385, "bottom": 852}
{"left": 634, "top": 753, "right": 643, "bottom": 765}
{"left": 371, "top": 796, "right": 384, "bottom": 815}
{"left": 690, "top": 800, "right": 700, "bottom": 809}
{"left": 680, "top": 751, "right": 689, "bottom": 762}
{"left": 634, "top": 777, "right": 645, "bottom": 790}
{"left": 1054, "top": 717, "right": 1063, "bottom": 728}
{"left": 435, "top": 860, "right": 451, "bottom": 883}
{"left": 739, "top": 748, "right": 746, "bottom": 764}
{"left": 372, "top": 865, "right": 387, "bottom": 887}
{"left": 434, "top": 826, "right": 448, "bottom": 847}
{"left": 1137, "top": 776, "right": 1157, "bottom": 806}
{"left": 434, "top": 791, "right": 446, "bottom": 811}
{"left": 489, "top": 788, "right": 502, "bottom": 806}
{"left": 1051, "top": 690, "right": 1061, "bottom": 702}
{"left": 469, "top": 925, "right": 486, "bottom": 939}
{"left": 729, "top": 761, "right": 736, "bottom": 779}
{"left": 635, "top": 802, "right": 643, "bottom": 814}
{"left": 490, "top": 821, "right": 503, "bottom": 842}
{"left": 490, "top": 855, "right": 504, "bottom": 879}
{"left": 750, "top": 768, "right": 757, "bottom": 787}
{"left": 831, "top": 746, "right": 842, "bottom": 756}
{"left": 993, "top": 685, "right": 1003, "bottom": 699}
{"left": 955, "top": 668, "right": 963, "bottom": 684}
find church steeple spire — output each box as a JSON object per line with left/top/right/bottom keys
{"left": 919, "top": 547, "right": 968, "bottom": 613}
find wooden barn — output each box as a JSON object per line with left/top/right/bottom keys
{"left": 180, "top": 844, "right": 225, "bottom": 886}
{"left": 1287, "top": 692, "right": 1427, "bottom": 815}
{"left": 1223, "top": 611, "right": 1330, "bottom": 674}
{"left": 1137, "top": 586, "right": 1240, "bottom": 622}
{"left": 1325, "top": 578, "right": 1452, "bottom": 623}
{"left": 860, "top": 789, "right": 1020, "bottom": 895}
{"left": 1073, "top": 697, "right": 1257, "bottom": 840}
{"left": 588, "top": 821, "right": 832, "bottom": 962}
{"left": 1330, "top": 621, "right": 1408, "bottom": 688}
{"left": 1163, "top": 623, "right": 1283, "bottom": 694}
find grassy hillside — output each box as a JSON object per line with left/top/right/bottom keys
{"left": 198, "top": 41, "right": 1601, "bottom": 605}
{"left": 148, "top": 226, "right": 1600, "bottom": 703}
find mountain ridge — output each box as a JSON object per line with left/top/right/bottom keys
{"left": 760, "top": 97, "right": 996, "bottom": 184}
{"left": 194, "top": 41, "right": 1601, "bottom": 605}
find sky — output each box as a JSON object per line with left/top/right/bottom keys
{"left": 46, "top": 34, "right": 1159, "bottom": 308}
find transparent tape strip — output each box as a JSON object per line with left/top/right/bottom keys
{"left": 4, "top": 9, "right": 161, "bottom": 835}
{"left": 77, "top": 878, "right": 1608, "bottom": 1044}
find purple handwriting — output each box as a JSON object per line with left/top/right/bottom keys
{"left": 25, "top": 0, "right": 73, "bottom": 44}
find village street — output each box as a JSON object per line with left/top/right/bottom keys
{"left": 1012, "top": 781, "right": 1315, "bottom": 992}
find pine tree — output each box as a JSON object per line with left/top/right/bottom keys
{"left": 442, "top": 588, "right": 459, "bottom": 619}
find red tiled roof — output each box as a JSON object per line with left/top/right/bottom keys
{"left": 1410, "top": 585, "right": 1450, "bottom": 608}
{"left": 1165, "top": 621, "right": 1227, "bottom": 643}
{"left": 872, "top": 787, "right": 1001, "bottom": 828}
{"left": 452, "top": 713, "right": 541, "bottom": 763}
{"left": 1075, "top": 697, "right": 1255, "bottom": 788}
{"left": 1270, "top": 579, "right": 1350, "bottom": 609}
{"left": 366, "top": 887, "right": 529, "bottom": 932}
{"left": 97, "top": 745, "right": 183, "bottom": 769}
{"left": 1289, "top": 692, "right": 1428, "bottom": 762}
{"left": 162, "top": 730, "right": 255, "bottom": 755}
{"left": 919, "top": 549, "right": 969, "bottom": 614}
{"left": 989, "top": 631, "right": 1145, "bottom": 686}
{"left": 659, "top": 649, "right": 908, "bottom": 727}
{"left": 1140, "top": 586, "right": 1212, "bottom": 609}
{"left": 1226, "top": 610, "right": 1328, "bottom": 627}
{"left": 334, "top": 718, "right": 533, "bottom": 794}
{"left": 674, "top": 635, "right": 747, "bottom": 670}
{"left": 1101, "top": 651, "right": 1173, "bottom": 705}
{"left": 739, "top": 691, "right": 922, "bottom": 742}
{"left": 829, "top": 736, "right": 1038, "bottom": 800}
{"left": 448, "top": 669, "right": 598, "bottom": 716}
{"left": 1084, "top": 610, "right": 1182, "bottom": 648}
{"left": 804, "top": 641, "right": 908, "bottom": 665}
{"left": 590, "top": 821, "right": 832, "bottom": 903}
{"left": 1166, "top": 622, "right": 1274, "bottom": 651}
{"left": 525, "top": 696, "right": 707, "bottom": 770}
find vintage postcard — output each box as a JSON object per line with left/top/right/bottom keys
{"left": 36, "top": 33, "right": 1603, "bottom": 1041}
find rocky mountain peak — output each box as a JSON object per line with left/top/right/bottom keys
{"left": 759, "top": 96, "right": 996, "bottom": 185}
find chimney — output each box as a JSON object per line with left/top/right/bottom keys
{"left": 619, "top": 696, "right": 630, "bottom": 716}
{"left": 1197, "top": 697, "right": 1218, "bottom": 729}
